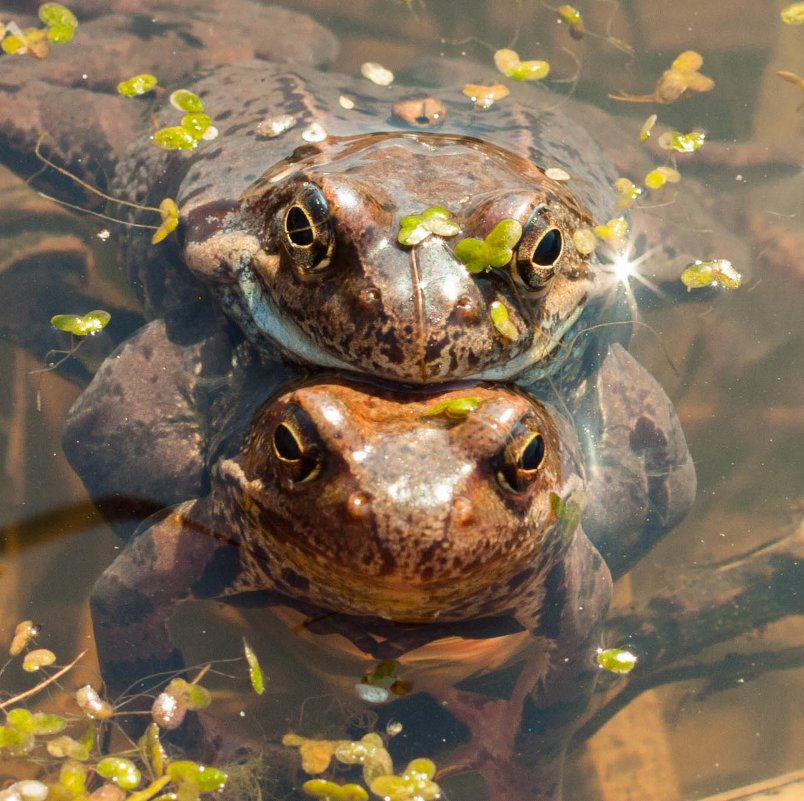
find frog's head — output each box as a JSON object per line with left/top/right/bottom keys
{"left": 183, "top": 133, "right": 599, "bottom": 384}
{"left": 228, "top": 378, "right": 584, "bottom": 623}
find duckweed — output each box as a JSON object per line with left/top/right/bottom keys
{"left": 680, "top": 259, "right": 741, "bottom": 290}
{"left": 423, "top": 397, "right": 482, "bottom": 421}
{"left": 494, "top": 48, "right": 550, "bottom": 81}
{"left": 454, "top": 219, "right": 522, "bottom": 273}
{"left": 369, "top": 758, "right": 441, "bottom": 801}
{"left": 22, "top": 649, "right": 56, "bottom": 671}
{"left": 780, "top": 3, "right": 804, "bottom": 24}
{"left": 257, "top": 114, "right": 297, "bottom": 137}
{"left": 169, "top": 89, "right": 204, "bottom": 113}
{"left": 38, "top": 3, "right": 77, "bottom": 29}
{"left": 1, "top": 27, "right": 49, "bottom": 58}
{"left": 97, "top": 758, "right": 141, "bottom": 790}
{"left": 117, "top": 74, "right": 158, "bottom": 97}
{"left": 302, "top": 122, "right": 328, "bottom": 142}
{"left": 613, "top": 178, "right": 642, "bottom": 210}
{"left": 658, "top": 130, "right": 706, "bottom": 152}
{"left": 597, "top": 647, "right": 637, "bottom": 674}
{"left": 46, "top": 734, "right": 90, "bottom": 760}
{"left": 461, "top": 83, "right": 510, "bottom": 109}
{"left": 10, "top": 621, "right": 40, "bottom": 656}
{"left": 166, "top": 761, "right": 227, "bottom": 792}
{"left": 180, "top": 113, "right": 212, "bottom": 139}
{"left": 398, "top": 208, "right": 460, "bottom": 246}
{"left": 572, "top": 227, "right": 597, "bottom": 255}
{"left": 50, "top": 310, "right": 110, "bottom": 336}
{"left": 74, "top": 684, "right": 113, "bottom": 720}
{"left": 490, "top": 301, "right": 519, "bottom": 340}
{"left": 639, "top": 113, "right": 657, "bottom": 142}
{"left": 550, "top": 492, "right": 583, "bottom": 545}
{"left": 243, "top": 639, "right": 265, "bottom": 695}
{"left": 593, "top": 217, "right": 629, "bottom": 242}
{"left": 609, "top": 50, "right": 713, "bottom": 103}
{"left": 302, "top": 779, "right": 368, "bottom": 801}
{"left": 151, "top": 125, "right": 198, "bottom": 151}
{"left": 361, "top": 62, "right": 394, "bottom": 86}
{"left": 556, "top": 5, "right": 584, "bottom": 38}
{"left": 151, "top": 198, "right": 179, "bottom": 245}
{"left": 644, "top": 166, "right": 680, "bottom": 189}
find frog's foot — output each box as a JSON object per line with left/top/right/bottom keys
{"left": 423, "top": 638, "right": 557, "bottom": 799}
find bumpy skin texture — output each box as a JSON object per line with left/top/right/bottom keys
{"left": 88, "top": 356, "right": 612, "bottom": 800}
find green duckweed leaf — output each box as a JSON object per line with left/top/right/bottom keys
{"left": 597, "top": 647, "right": 637, "bottom": 674}
{"left": 398, "top": 207, "right": 459, "bottom": 246}
{"left": 22, "top": 648, "right": 56, "bottom": 671}
{"left": 39, "top": 3, "right": 78, "bottom": 28}
{"left": 117, "top": 74, "right": 158, "bottom": 97}
{"left": 180, "top": 113, "right": 211, "bottom": 139}
{"left": 46, "top": 734, "right": 89, "bottom": 760}
{"left": 494, "top": 48, "right": 550, "bottom": 81}
{"left": 781, "top": 3, "right": 804, "bottom": 24}
{"left": 151, "top": 126, "right": 199, "bottom": 151}
{"left": 489, "top": 300, "right": 518, "bottom": 340}
{"left": 167, "top": 761, "right": 227, "bottom": 792}
{"left": 169, "top": 89, "right": 204, "bottom": 113}
{"left": 46, "top": 23, "right": 74, "bottom": 43}
{"left": 32, "top": 712, "right": 67, "bottom": 735}
{"left": 51, "top": 309, "right": 110, "bottom": 336}
{"left": 243, "top": 639, "right": 265, "bottom": 695}
{"left": 423, "top": 397, "right": 482, "bottom": 421}
{"left": 455, "top": 219, "right": 522, "bottom": 272}
{"left": 302, "top": 779, "right": 368, "bottom": 801}
{"left": 658, "top": 130, "right": 706, "bottom": 152}
{"left": 59, "top": 763, "right": 86, "bottom": 796}
{"left": 97, "top": 757, "right": 142, "bottom": 790}
{"left": 151, "top": 197, "right": 179, "bottom": 245}
{"left": 680, "top": 259, "right": 741, "bottom": 291}
{"left": 6, "top": 708, "right": 35, "bottom": 732}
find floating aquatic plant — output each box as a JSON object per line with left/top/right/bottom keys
{"left": 454, "top": 219, "right": 522, "bottom": 273}
{"left": 398, "top": 208, "right": 460, "bottom": 246}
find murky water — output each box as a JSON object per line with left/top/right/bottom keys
{"left": 0, "top": 1, "right": 801, "bottom": 799}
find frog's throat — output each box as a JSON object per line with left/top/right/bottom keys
{"left": 238, "top": 266, "right": 584, "bottom": 384}
{"left": 255, "top": 528, "right": 552, "bottom": 624}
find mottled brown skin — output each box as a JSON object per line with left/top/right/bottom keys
{"left": 89, "top": 364, "right": 612, "bottom": 801}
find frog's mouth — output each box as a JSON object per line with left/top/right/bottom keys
{"left": 265, "top": 529, "right": 552, "bottom": 624}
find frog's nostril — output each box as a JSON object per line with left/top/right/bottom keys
{"left": 451, "top": 496, "right": 475, "bottom": 526}
{"left": 346, "top": 491, "right": 373, "bottom": 519}
{"left": 454, "top": 295, "right": 479, "bottom": 324}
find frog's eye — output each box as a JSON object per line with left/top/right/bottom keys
{"left": 282, "top": 186, "right": 335, "bottom": 276}
{"left": 271, "top": 404, "right": 323, "bottom": 484}
{"left": 512, "top": 212, "right": 564, "bottom": 291}
{"left": 495, "top": 419, "right": 547, "bottom": 494}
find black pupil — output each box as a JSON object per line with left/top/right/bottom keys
{"left": 274, "top": 423, "right": 303, "bottom": 460}
{"left": 520, "top": 433, "right": 545, "bottom": 471}
{"left": 286, "top": 206, "right": 314, "bottom": 247}
{"left": 531, "top": 228, "right": 562, "bottom": 266}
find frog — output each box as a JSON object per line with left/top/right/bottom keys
{"left": 87, "top": 350, "right": 613, "bottom": 801}
{"left": 0, "top": 2, "right": 634, "bottom": 388}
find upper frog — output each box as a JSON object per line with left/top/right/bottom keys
{"left": 114, "top": 59, "right": 623, "bottom": 385}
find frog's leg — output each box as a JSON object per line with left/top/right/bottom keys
{"left": 90, "top": 495, "right": 244, "bottom": 701}
{"left": 573, "top": 343, "right": 696, "bottom": 578}
{"left": 63, "top": 305, "right": 236, "bottom": 534}
{"left": 424, "top": 531, "right": 611, "bottom": 801}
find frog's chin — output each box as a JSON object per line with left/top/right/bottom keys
{"left": 272, "top": 539, "right": 547, "bottom": 624}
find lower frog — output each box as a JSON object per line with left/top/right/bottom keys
{"left": 88, "top": 368, "right": 611, "bottom": 801}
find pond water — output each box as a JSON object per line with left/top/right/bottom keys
{"left": 0, "top": 1, "right": 801, "bottom": 800}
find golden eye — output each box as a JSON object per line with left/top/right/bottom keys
{"left": 495, "top": 421, "right": 547, "bottom": 494}
{"left": 282, "top": 186, "right": 334, "bottom": 275}
{"left": 269, "top": 404, "right": 323, "bottom": 484}
{"left": 512, "top": 211, "right": 564, "bottom": 291}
